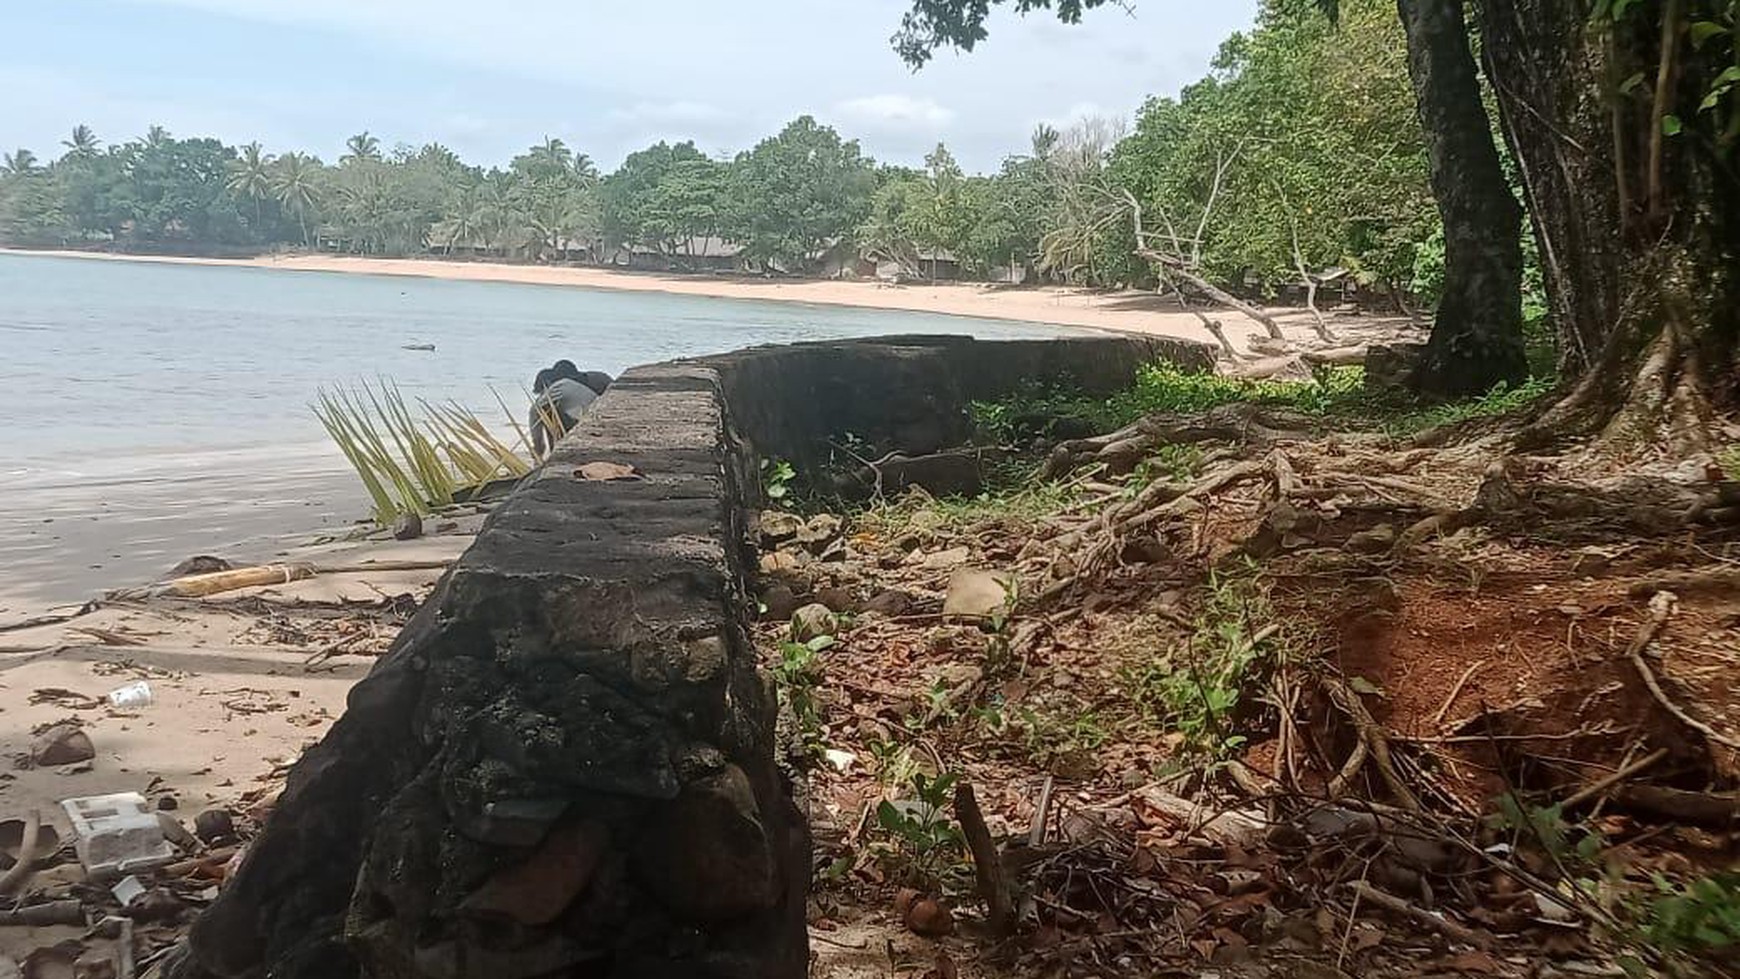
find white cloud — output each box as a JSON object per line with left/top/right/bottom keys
{"left": 832, "top": 95, "right": 955, "bottom": 130}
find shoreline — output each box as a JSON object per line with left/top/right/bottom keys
{"left": 0, "top": 246, "right": 1292, "bottom": 346}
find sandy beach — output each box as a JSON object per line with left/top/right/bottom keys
{"left": 0, "top": 247, "right": 1308, "bottom": 348}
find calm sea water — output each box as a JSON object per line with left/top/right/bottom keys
{"left": 0, "top": 252, "right": 1065, "bottom": 606}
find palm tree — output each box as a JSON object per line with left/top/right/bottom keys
{"left": 271, "top": 152, "right": 323, "bottom": 247}
{"left": 227, "top": 142, "right": 274, "bottom": 228}
{"left": 1, "top": 148, "right": 39, "bottom": 177}
{"left": 62, "top": 125, "right": 100, "bottom": 159}
{"left": 145, "top": 125, "right": 171, "bottom": 149}
{"left": 342, "top": 131, "right": 382, "bottom": 165}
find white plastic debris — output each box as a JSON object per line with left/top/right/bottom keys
{"left": 60, "top": 792, "right": 176, "bottom": 877}
{"left": 110, "top": 874, "right": 146, "bottom": 908}
{"left": 106, "top": 681, "right": 154, "bottom": 708}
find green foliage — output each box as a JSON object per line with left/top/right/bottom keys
{"left": 312, "top": 380, "right": 532, "bottom": 523}
{"left": 726, "top": 116, "right": 875, "bottom": 271}
{"left": 1122, "top": 569, "right": 1279, "bottom": 759}
{"left": 874, "top": 772, "right": 966, "bottom": 888}
{"left": 761, "top": 458, "right": 796, "bottom": 502}
{"left": 772, "top": 630, "right": 836, "bottom": 760}
{"left": 1638, "top": 873, "right": 1740, "bottom": 960}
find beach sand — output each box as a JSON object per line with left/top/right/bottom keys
{"left": 0, "top": 521, "right": 475, "bottom": 967}
{"left": 1, "top": 247, "right": 1328, "bottom": 349}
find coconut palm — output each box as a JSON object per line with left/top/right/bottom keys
{"left": 62, "top": 125, "right": 100, "bottom": 159}
{"left": 144, "top": 125, "right": 171, "bottom": 149}
{"left": 271, "top": 152, "right": 323, "bottom": 247}
{"left": 227, "top": 142, "right": 274, "bottom": 227}
{"left": 1, "top": 148, "right": 39, "bottom": 177}
{"left": 342, "top": 131, "right": 382, "bottom": 165}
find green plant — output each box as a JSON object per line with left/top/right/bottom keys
{"left": 772, "top": 633, "right": 834, "bottom": 759}
{"left": 1124, "top": 569, "right": 1279, "bottom": 759}
{"left": 875, "top": 772, "right": 967, "bottom": 889}
{"left": 313, "top": 379, "right": 531, "bottom": 523}
{"left": 1636, "top": 873, "right": 1740, "bottom": 963}
{"left": 761, "top": 458, "right": 796, "bottom": 503}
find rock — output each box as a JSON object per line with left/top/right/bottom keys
{"left": 942, "top": 569, "right": 1016, "bottom": 621}
{"left": 814, "top": 586, "right": 856, "bottom": 613}
{"left": 789, "top": 604, "right": 837, "bottom": 643}
{"left": 879, "top": 452, "right": 984, "bottom": 498}
{"left": 759, "top": 510, "right": 805, "bottom": 543}
{"left": 461, "top": 820, "right": 610, "bottom": 926}
{"left": 634, "top": 765, "right": 779, "bottom": 921}
{"left": 165, "top": 555, "right": 231, "bottom": 579}
{"left": 861, "top": 590, "right": 912, "bottom": 617}
{"left": 390, "top": 512, "right": 423, "bottom": 541}
{"left": 30, "top": 724, "right": 94, "bottom": 767}
{"left": 193, "top": 810, "right": 236, "bottom": 845}
{"left": 1345, "top": 524, "right": 1396, "bottom": 554}
{"left": 156, "top": 795, "right": 179, "bottom": 811}
{"left": 758, "top": 549, "right": 808, "bottom": 576}
{"left": 1364, "top": 342, "right": 1427, "bottom": 394}
{"left": 903, "top": 897, "right": 954, "bottom": 936}
{"left": 794, "top": 513, "right": 843, "bottom": 551}
{"left": 918, "top": 546, "right": 971, "bottom": 570}
{"left": 760, "top": 584, "right": 800, "bottom": 622}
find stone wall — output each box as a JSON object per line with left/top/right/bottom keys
{"left": 169, "top": 333, "right": 1210, "bottom": 979}
{"left": 701, "top": 334, "right": 1212, "bottom": 471}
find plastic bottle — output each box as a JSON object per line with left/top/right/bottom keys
{"left": 107, "top": 681, "right": 154, "bottom": 708}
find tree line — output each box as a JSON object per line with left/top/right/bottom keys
{"left": 1, "top": 1, "right": 1446, "bottom": 298}
{"left": 898, "top": 0, "right": 1738, "bottom": 445}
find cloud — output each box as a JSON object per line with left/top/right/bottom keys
{"left": 832, "top": 95, "right": 956, "bottom": 130}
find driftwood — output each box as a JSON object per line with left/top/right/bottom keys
{"left": 0, "top": 899, "right": 83, "bottom": 927}
{"left": 113, "top": 558, "right": 455, "bottom": 601}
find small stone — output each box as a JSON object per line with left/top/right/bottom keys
{"left": 193, "top": 809, "right": 236, "bottom": 845}
{"left": 1346, "top": 524, "right": 1396, "bottom": 554}
{"left": 760, "top": 584, "right": 800, "bottom": 622}
{"left": 795, "top": 513, "right": 844, "bottom": 551}
{"left": 862, "top": 590, "right": 912, "bottom": 617}
{"left": 30, "top": 724, "right": 94, "bottom": 767}
{"left": 942, "top": 569, "right": 1016, "bottom": 621}
{"left": 391, "top": 511, "right": 423, "bottom": 541}
{"left": 919, "top": 546, "right": 971, "bottom": 570}
{"left": 759, "top": 510, "right": 805, "bottom": 543}
{"left": 461, "top": 819, "right": 610, "bottom": 926}
{"left": 758, "top": 549, "right": 807, "bottom": 575}
{"left": 815, "top": 586, "right": 856, "bottom": 613}
{"left": 156, "top": 796, "right": 179, "bottom": 812}
{"left": 789, "top": 603, "right": 837, "bottom": 643}
{"left": 904, "top": 897, "right": 954, "bottom": 936}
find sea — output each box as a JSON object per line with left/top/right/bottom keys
{"left": 0, "top": 252, "right": 1065, "bottom": 608}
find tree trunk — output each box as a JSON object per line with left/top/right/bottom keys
{"left": 1396, "top": 0, "right": 1529, "bottom": 397}
{"left": 1476, "top": 0, "right": 1740, "bottom": 453}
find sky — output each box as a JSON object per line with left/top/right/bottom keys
{"left": 2, "top": 0, "right": 1259, "bottom": 173}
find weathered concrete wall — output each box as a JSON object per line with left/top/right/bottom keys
{"left": 169, "top": 333, "right": 1210, "bottom": 979}
{"left": 701, "top": 333, "right": 1212, "bottom": 471}
{"left": 173, "top": 364, "right": 806, "bottom": 979}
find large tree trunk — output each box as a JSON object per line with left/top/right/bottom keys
{"left": 1476, "top": 0, "right": 1740, "bottom": 453}
{"left": 1396, "top": 0, "right": 1529, "bottom": 397}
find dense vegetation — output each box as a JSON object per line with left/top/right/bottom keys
{"left": 0, "top": 0, "right": 1444, "bottom": 300}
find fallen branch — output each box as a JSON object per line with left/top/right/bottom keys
{"left": 955, "top": 781, "right": 1014, "bottom": 936}
{"left": 1562, "top": 748, "right": 1670, "bottom": 811}
{"left": 1324, "top": 677, "right": 1423, "bottom": 813}
{"left": 0, "top": 899, "right": 83, "bottom": 927}
{"left": 1347, "top": 880, "right": 1492, "bottom": 950}
{"left": 1628, "top": 592, "right": 1740, "bottom": 751}
{"left": 1431, "top": 660, "right": 1487, "bottom": 729}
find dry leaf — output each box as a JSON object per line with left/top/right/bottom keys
{"left": 574, "top": 461, "right": 643, "bottom": 481}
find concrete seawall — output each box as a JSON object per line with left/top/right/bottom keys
{"left": 169, "top": 334, "right": 1212, "bottom": 979}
